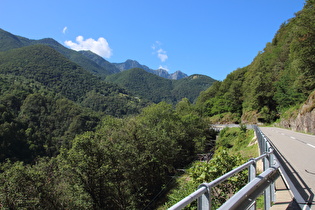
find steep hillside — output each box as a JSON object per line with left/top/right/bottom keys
{"left": 79, "top": 50, "right": 120, "bottom": 74}
{"left": 172, "top": 74, "right": 216, "bottom": 103}
{"left": 0, "top": 45, "right": 144, "bottom": 116}
{"left": 106, "top": 68, "right": 216, "bottom": 104}
{"left": 0, "top": 28, "right": 112, "bottom": 77}
{"left": 0, "top": 29, "right": 25, "bottom": 50}
{"left": 196, "top": 0, "right": 315, "bottom": 124}
{"left": 106, "top": 68, "right": 174, "bottom": 103}
{"left": 0, "top": 74, "right": 102, "bottom": 162}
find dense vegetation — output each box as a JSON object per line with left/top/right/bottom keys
{"left": 0, "top": 101, "right": 214, "bottom": 209}
{"left": 197, "top": 0, "right": 315, "bottom": 124}
{"left": 106, "top": 68, "right": 174, "bottom": 103}
{"left": 0, "top": 74, "right": 102, "bottom": 162}
{"left": 162, "top": 126, "right": 257, "bottom": 209}
{"left": 106, "top": 68, "right": 216, "bottom": 104}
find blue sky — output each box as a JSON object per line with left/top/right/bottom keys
{"left": 1, "top": 0, "right": 305, "bottom": 80}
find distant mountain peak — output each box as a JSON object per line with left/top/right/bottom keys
{"left": 113, "top": 59, "right": 151, "bottom": 73}
{"left": 170, "top": 71, "right": 188, "bottom": 80}
{"left": 113, "top": 59, "right": 188, "bottom": 80}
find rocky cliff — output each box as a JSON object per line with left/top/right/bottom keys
{"left": 279, "top": 91, "right": 315, "bottom": 134}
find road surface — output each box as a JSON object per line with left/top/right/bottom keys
{"left": 260, "top": 127, "right": 315, "bottom": 207}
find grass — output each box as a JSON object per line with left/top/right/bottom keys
{"left": 216, "top": 126, "right": 259, "bottom": 159}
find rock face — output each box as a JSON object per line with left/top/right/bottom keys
{"left": 113, "top": 59, "right": 151, "bottom": 72}
{"left": 169, "top": 70, "right": 188, "bottom": 80}
{"left": 279, "top": 91, "right": 315, "bottom": 134}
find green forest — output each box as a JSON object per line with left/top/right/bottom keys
{"left": 105, "top": 68, "right": 215, "bottom": 104}
{"left": 197, "top": 0, "right": 315, "bottom": 124}
{"left": 1, "top": 0, "right": 315, "bottom": 209}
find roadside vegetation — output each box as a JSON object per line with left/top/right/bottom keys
{"left": 161, "top": 126, "right": 258, "bottom": 209}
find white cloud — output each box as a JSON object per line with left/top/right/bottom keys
{"left": 62, "top": 26, "right": 68, "bottom": 34}
{"left": 152, "top": 41, "right": 168, "bottom": 62}
{"left": 64, "top": 36, "right": 113, "bottom": 58}
{"left": 157, "top": 48, "right": 168, "bottom": 62}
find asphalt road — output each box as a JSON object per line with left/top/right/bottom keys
{"left": 260, "top": 127, "right": 315, "bottom": 206}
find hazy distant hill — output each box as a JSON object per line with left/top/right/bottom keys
{"left": 113, "top": 59, "right": 188, "bottom": 80}
{"left": 106, "top": 68, "right": 216, "bottom": 103}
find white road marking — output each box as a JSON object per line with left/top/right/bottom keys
{"left": 306, "top": 143, "right": 315, "bottom": 149}
{"left": 290, "top": 136, "right": 296, "bottom": 139}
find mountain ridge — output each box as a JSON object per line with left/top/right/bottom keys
{"left": 0, "top": 28, "right": 216, "bottom": 105}
{"left": 112, "top": 59, "right": 188, "bottom": 80}
{"left": 106, "top": 68, "right": 215, "bottom": 103}
{"left": 0, "top": 28, "right": 114, "bottom": 77}
{"left": 0, "top": 28, "right": 190, "bottom": 80}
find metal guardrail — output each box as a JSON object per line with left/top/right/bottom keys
{"left": 169, "top": 125, "right": 280, "bottom": 210}
{"left": 261, "top": 128, "right": 313, "bottom": 209}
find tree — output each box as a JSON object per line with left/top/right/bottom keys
{"left": 289, "top": 0, "right": 315, "bottom": 96}
{"left": 0, "top": 158, "right": 68, "bottom": 209}
{"left": 58, "top": 131, "right": 119, "bottom": 209}
{"left": 188, "top": 149, "right": 247, "bottom": 208}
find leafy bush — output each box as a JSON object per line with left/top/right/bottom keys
{"left": 163, "top": 150, "right": 247, "bottom": 209}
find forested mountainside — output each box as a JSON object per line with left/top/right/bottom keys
{"left": 0, "top": 44, "right": 145, "bottom": 116}
{"left": 0, "top": 28, "right": 187, "bottom": 80}
{"left": 172, "top": 74, "right": 216, "bottom": 103}
{"left": 0, "top": 29, "right": 113, "bottom": 77}
{"left": 0, "top": 74, "right": 102, "bottom": 162}
{"left": 0, "top": 28, "right": 210, "bottom": 103}
{"left": 78, "top": 50, "right": 121, "bottom": 74}
{"left": 106, "top": 68, "right": 216, "bottom": 104}
{"left": 196, "top": 0, "right": 315, "bottom": 124}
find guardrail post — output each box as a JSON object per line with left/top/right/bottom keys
{"left": 264, "top": 151, "right": 271, "bottom": 210}
{"left": 248, "top": 159, "right": 256, "bottom": 182}
{"left": 269, "top": 150, "right": 276, "bottom": 204}
{"left": 197, "top": 184, "right": 210, "bottom": 210}
{"left": 263, "top": 141, "right": 269, "bottom": 170}
{"left": 248, "top": 159, "right": 256, "bottom": 210}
